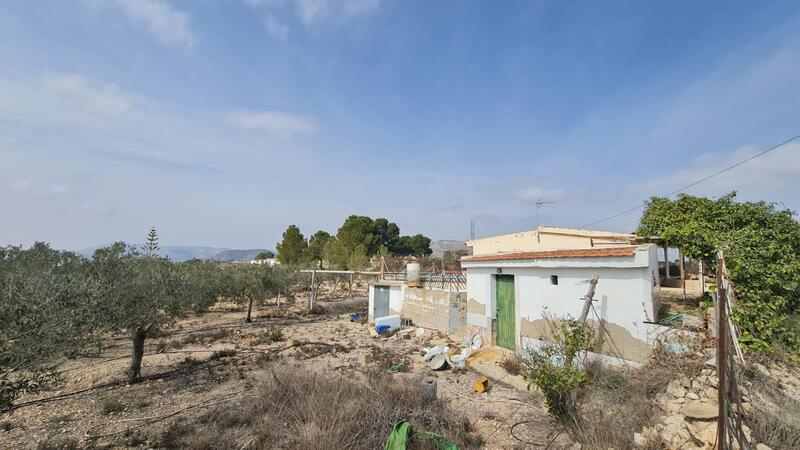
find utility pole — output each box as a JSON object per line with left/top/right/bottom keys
{"left": 470, "top": 219, "right": 475, "bottom": 241}
{"left": 536, "top": 199, "right": 556, "bottom": 242}
{"left": 578, "top": 275, "right": 599, "bottom": 323}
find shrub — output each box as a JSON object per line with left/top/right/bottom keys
{"left": 100, "top": 398, "right": 125, "bottom": 416}
{"left": 521, "top": 316, "right": 595, "bottom": 418}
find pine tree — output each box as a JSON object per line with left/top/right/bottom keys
{"left": 142, "top": 227, "right": 159, "bottom": 257}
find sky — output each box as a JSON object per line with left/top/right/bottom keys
{"left": 2, "top": 0, "right": 800, "bottom": 251}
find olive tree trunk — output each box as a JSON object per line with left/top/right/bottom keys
{"left": 128, "top": 326, "right": 149, "bottom": 384}
{"left": 245, "top": 297, "right": 254, "bottom": 323}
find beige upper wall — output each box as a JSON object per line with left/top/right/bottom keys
{"left": 466, "top": 225, "right": 636, "bottom": 256}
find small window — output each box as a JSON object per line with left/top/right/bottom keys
{"left": 550, "top": 275, "right": 558, "bottom": 285}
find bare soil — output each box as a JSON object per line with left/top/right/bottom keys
{"left": 0, "top": 293, "right": 558, "bottom": 449}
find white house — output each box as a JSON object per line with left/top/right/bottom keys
{"left": 249, "top": 258, "right": 278, "bottom": 267}
{"left": 461, "top": 244, "right": 665, "bottom": 363}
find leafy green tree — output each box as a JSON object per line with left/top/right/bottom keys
{"left": 322, "top": 238, "right": 350, "bottom": 270}
{"left": 348, "top": 244, "right": 370, "bottom": 270}
{"left": 142, "top": 227, "right": 159, "bottom": 257}
{"left": 224, "top": 264, "right": 269, "bottom": 323}
{"left": 373, "top": 218, "right": 400, "bottom": 254}
{"left": 394, "top": 234, "right": 433, "bottom": 257}
{"left": 223, "top": 264, "right": 293, "bottom": 322}
{"left": 637, "top": 193, "right": 800, "bottom": 353}
{"left": 337, "top": 215, "right": 378, "bottom": 256}
{"left": 0, "top": 243, "right": 96, "bottom": 407}
{"left": 276, "top": 225, "right": 307, "bottom": 266}
{"left": 305, "top": 230, "right": 332, "bottom": 268}
{"left": 255, "top": 250, "right": 275, "bottom": 260}
{"left": 90, "top": 244, "right": 222, "bottom": 383}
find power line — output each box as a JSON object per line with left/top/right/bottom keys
{"left": 580, "top": 132, "right": 800, "bottom": 228}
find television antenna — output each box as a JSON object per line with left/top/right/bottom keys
{"left": 535, "top": 199, "right": 556, "bottom": 234}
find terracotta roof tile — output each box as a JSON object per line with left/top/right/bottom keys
{"left": 462, "top": 246, "right": 638, "bottom": 262}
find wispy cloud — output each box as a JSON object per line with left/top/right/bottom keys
{"left": 264, "top": 15, "right": 289, "bottom": 40}
{"left": 41, "top": 73, "right": 134, "bottom": 117}
{"left": 629, "top": 143, "right": 800, "bottom": 199}
{"left": 244, "top": 0, "right": 380, "bottom": 37}
{"left": 226, "top": 110, "right": 317, "bottom": 134}
{"left": 97, "top": 0, "right": 195, "bottom": 48}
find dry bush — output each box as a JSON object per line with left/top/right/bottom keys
{"left": 366, "top": 345, "right": 410, "bottom": 371}
{"left": 171, "top": 328, "right": 233, "bottom": 348}
{"left": 251, "top": 328, "right": 284, "bottom": 345}
{"left": 166, "top": 364, "right": 481, "bottom": 450}
{"left": 500, "top": 353, "right": 524, "bottom": 376}
{"left": 742, "top": 363, "right": 800, "bottom": 449}
{"left": 560, "top": 361, "right": 665, "bottom": 449}
{"left": 99, "top": 398, "right": 125, "bottom": 416}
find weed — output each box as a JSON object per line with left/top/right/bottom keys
{"left": 209, "top": 349, "right": 237, "bottom": 360}
{"left": 252, "top": 328, "right": 284, "bottom": 345}
{"left": 500, "top": 354, "right": 524, "bottom": 376}
{"left": 100, "top": 398, "right": 125, "bottom": 416}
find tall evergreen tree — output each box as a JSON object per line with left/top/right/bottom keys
{"left": 142, "top": 227, "right": 159, "bottom": 257}
{"left": 276, "top": 225, "right": 307, "bottom": 266}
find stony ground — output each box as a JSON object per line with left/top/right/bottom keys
{"left": 0, "top": 293, "right": 560, "bottom": 450}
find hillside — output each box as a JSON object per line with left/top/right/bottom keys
{"left": 77, "top": 245, "right": 269, "bottom": 262}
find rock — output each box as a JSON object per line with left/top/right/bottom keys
{"left": 675, "top": 397, "right": 685, "bottom": 404}
{"left": 687, "top": 392, "right": 700, "bottom": 400}
{"left": 681, "top": 402, "right": 718, "bottom": 419}
{"left": 753, "top": 363, "right": 771, "bottom": 378}
{"left": 686, "top": 421, "right": 717, "bottom": 446}
{"left": 705, "top": 387, "right": 717, "bottom": 399}
{"left": 570, "top": 443, "right": 582, "bottom": 450}
{"left": 756, "top": 443, "right": 773, "bottom": 450}
{"left": 703, "top": 357, "right": 716, "bottom": 369}
{"left": 680, "top": 375, "right": 692, "bottom": 388}
{"left": 668, "top": 380, "right": 686, "bottom": 398}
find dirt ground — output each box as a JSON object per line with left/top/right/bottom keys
{"left": 0, "top": 292, "right": 560, "bottom": 449}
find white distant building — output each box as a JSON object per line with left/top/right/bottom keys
{"left": 249, "top": 258, "right": 279, "bottom": 267}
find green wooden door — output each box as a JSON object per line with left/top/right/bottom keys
{"left": 496, "top": 275, "right": 516, "bottom": 350}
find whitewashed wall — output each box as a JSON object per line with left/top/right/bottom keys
{"left": 464, "top": 244, "right": 662, "bottom": 359}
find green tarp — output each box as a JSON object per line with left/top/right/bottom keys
{"left": 384, "top": 420, "right": 459, "bottom": 450}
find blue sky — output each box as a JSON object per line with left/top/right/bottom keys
{"left": 2, "top": 0, "right": 800, "bottom": 250}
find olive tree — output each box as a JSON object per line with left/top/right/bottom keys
{"left": 0, "top": 243, "right": 96, "bottom": 407}
{"left": 90, "top": 244, "right": 223, "bottom": 383}
{"left": 224, "top": 264, "right": 291, "bottom": 322}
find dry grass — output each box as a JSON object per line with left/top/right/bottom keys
{"left": 158, "top": 364, "right": 482, "bottom": 450}
{"left": 742, "top": 362, "right": 800, "bottom": 449}
{"left": 556, "top": 356, "right": 687, "bottom": 450}
{"left": 170, "top": 328, "right": 233, "bottom": 348}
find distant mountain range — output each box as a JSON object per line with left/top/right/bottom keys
{"left": 77, "top": 245, "right": 270, "bottom": 262}
{"left": 430, "top": 240, "right": 469, "bottom": 258}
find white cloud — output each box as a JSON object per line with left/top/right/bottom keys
{"left": 41, "top": 73, "right": 133, "bottom": 117}
{"left": 512, "top": 187, "right": 565, "bottom": 203}
{"left": 629, "top": 143, "right": 800, "bottom": 199}
{"left": 264, "top": 15, "right": 289, "bottom": 40}
{"left": 226, "top": 110, "right": 316, "bottom": 134}
{"left": 106, "top": 0, "right": 195, "bottom": 48}
{"left": 244, "top": 0, "right": 380, "bottom": 31}
{"left": 342, "top": 0, "right": 380, "bottom": 16}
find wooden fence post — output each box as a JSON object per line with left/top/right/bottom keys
{"left": 716, "top": 254, "right": 727, "bottom": 449}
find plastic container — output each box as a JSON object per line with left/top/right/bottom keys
{"left": 374, "top": 314, "right": 401, "bottom": 334}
